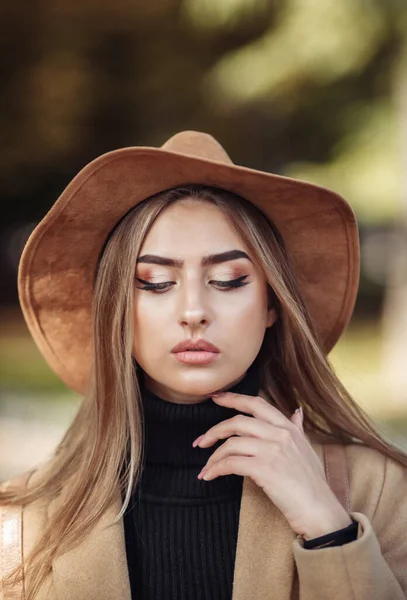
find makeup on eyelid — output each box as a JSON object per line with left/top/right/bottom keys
{"left": 135, "top": 277, "right": 251, "bottom": 295}
{"left": 135, "top": 266, "right": 250, "bottom": 282}
{"left": 135, "top": 274, "right": 251, "bottom": 290}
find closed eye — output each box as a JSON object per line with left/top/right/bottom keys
{"left": 135, "top": 275, "right": 250, "bottom": 293}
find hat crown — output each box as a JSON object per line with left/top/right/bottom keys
{"left": 161, "top": 130, "right": 233, "bottom": 164}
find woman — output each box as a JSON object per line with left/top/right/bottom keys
{"left": 1, "top": 130, "right": 407, "bottom": 600}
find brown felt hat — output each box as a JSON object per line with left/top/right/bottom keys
{"left": 18, "top": 130, "right": 360, "bottom": 394}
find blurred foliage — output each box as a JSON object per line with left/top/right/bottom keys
{"left": 207, "top": 0, "right": 386, "bottom": 102}
{"left": 1, "top": 1, "right": 407, "bottom": 473}
{"left": 1, "top": 0, "right": 407, "bottom": 226}
{"left": 0, "top": 310, "right": 67, "bottom": 394}
{"left": 286, "top": 102, "right": 402, "bottom": 222}
{"left": 1, "top": 0, "right": 407, "bottom": 326}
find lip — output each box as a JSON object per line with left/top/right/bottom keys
{"left": 173, "top": 351, "right": 220, "bottom": 365}
{"left": 171, "top": 338, "right": 220, "bottom": 353}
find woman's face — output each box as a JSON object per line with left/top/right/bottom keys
{"left": 132, "top": 198, "right": 277, "bottom": 404}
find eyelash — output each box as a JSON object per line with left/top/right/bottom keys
{"left": 135, "top": 275, "right": 250, "bottom": 294}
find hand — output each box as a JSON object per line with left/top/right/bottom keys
{"left": 192, "top": 392, "right": 353, "bottom": 540}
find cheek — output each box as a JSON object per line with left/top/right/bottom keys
{"left": 227, "top": 304, "right": 267, "bottom": 335}
{"left": 221, "top": 282, "right": 268, "bottom": 317}
{"left": 133, "top": 291, "right": 170, "bottom": 324}
{"left": 134, "top": 298, "right": 161, "bottom": 323}
{"left": 219, "top": 286, "right": 269, "bottom": 338}
{"left": 132, "top": 296, "right": 168, "bottom": 360}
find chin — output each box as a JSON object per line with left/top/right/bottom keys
{"left": 171, "top": 375, "right": 234, "bottom": 397}
{"left": 173, "top": 383, "right": 219, "bottom": 397}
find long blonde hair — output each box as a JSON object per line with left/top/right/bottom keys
{"left": 2, "top": 184, "right": 407, "bottom": 599}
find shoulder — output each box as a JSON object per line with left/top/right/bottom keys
{"left": 344, "top": 439, "right": 407, "bottom": 510}
{"left": 0, "top": 468, "right": 34, "bottom": 493}
{"left": 1, "top": 463, "right": 54, "bottom": 569}
{"left": 1, "top": 460, "right": 55, "bottom": 517}
{"left": 0, "top": 468, "right": 35, "bottom": 591}
{"left": 1, "top": 466, "right": 55, "bottom": 600}
{"left": 1, "top": 459, "right": 53, "bottom": 495}
{"left": 308, "top": 431, "right": 407, "bottom": 520}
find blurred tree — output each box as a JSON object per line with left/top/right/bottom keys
{"left": 1, "top": 0, "right": 407, "bottom": 313}
{"left": 381, "top": 40, "right": 407, "bottom": 405}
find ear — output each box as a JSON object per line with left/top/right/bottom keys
{"left": 266, "top": 307, "right": 278, "bottom": 328}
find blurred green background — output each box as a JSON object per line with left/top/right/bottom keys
{"left": 1, "top": 0, "right": 407, "bottom": 479}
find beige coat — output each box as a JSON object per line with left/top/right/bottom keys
{"left": 1, "top": 433, "right": 407, "bottom": 600}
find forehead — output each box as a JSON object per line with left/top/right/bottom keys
{"left": 140, "top": 199, "right": 245, "bottom": 251}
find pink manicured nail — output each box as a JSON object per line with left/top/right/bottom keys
{"left": 198, "top": 467, "right": 208, "bottom": 479}
{"left": 212, "top": 391, "right": 227, "bottom": 397}
{"left": 192, "top": 435, "right": 205, "bottom": 447}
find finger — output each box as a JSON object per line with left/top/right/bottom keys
{"left": 204, "top": 436, "right": 271, "bottom": 470}
{"left": 197, "top": 414, "right": 279, "bottom": 447}
{"left": 200, "top": 455, "right": 257, "bottom": 481}
{"left": 212, "top": 392, "right": 293, "bottom": 428}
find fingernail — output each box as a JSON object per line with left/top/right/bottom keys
{"left": 192, "top": 435, "right": 205, "bottom": 447}
{"left": 212, "top": 391, "right": 226, "bottom": 397}
{"left": 299, "top": 407, "right": 303, "bottom": 420}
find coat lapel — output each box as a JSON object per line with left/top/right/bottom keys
{"left": 50, "top": 479, "right": 298, "bottom": 600}
{"left": 51, "top": 439, "right": 321, "bottom": 600}
{"left": 232, "top": 476, "right": 298, "bottom": 600}
{"left": 51, "top": 487, "right": 132, "bottom": 600}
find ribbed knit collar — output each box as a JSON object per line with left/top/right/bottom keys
{"left": 139, "top": 360, "right": 262, "bottom": 467}
{"left": 132, "top": 361, "right": 263, "bottom": 501}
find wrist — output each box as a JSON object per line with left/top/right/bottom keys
{"left": 302, "top": 511, "right": 353, "bottom": 541}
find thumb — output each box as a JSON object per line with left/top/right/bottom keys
{"left": 291, "top": 407, "right": 304, "bottom": 432}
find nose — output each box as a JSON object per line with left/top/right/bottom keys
{"left": 178, "top": 283, "right": 211, "bottom": 331}
{"left": 179, "top": 311, "right": 208, "bottom": 330}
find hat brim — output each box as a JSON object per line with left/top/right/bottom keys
{"left": 18, "top": 147, "right": 360, "bottom": 394}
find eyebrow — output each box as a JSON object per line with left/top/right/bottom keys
{"left": 136, "top": 249, "right": 252, "bottom": 268}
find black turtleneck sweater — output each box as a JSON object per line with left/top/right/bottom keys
{"left": 122, "top": 362, "right": 358, "bottom": 600}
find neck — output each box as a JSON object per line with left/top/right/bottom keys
{"left": 132, "top": 361, "right": 263, "bottom": 500}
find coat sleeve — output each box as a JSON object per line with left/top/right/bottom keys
{"left": 291, "top": 452, "right": 407, "bottom": 599}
